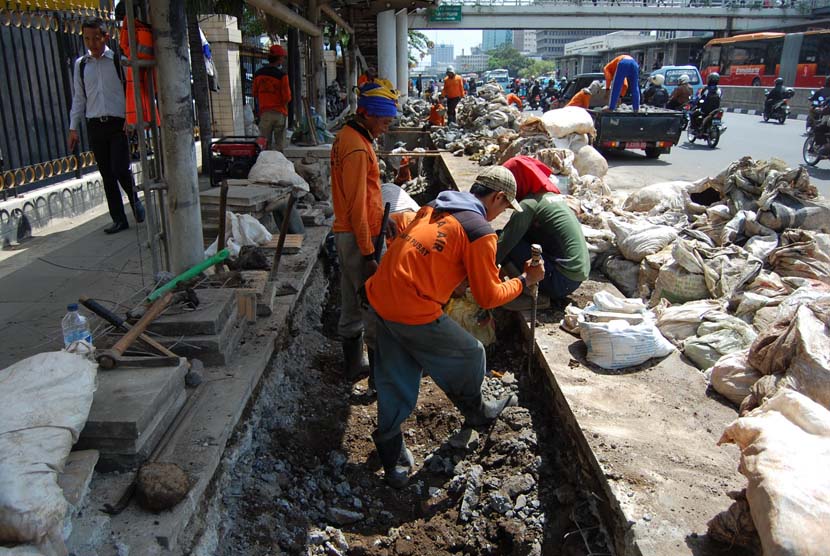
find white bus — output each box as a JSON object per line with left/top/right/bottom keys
{"left": 489, "top": 68, "right": 510, "bottom": 92}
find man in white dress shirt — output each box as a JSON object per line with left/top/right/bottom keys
{"left": 68, "top": 17, "right": 144, "bottom": 234}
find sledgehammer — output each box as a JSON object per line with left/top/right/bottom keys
{"left": 79, "top": 295, "right": 178, "bottom": 358}
{"left": 96, "top": 293, "right": 174, "bottom": 369}
{"left": 527, "top": 244, "right": 542, "bottom": 375}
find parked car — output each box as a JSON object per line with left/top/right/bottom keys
{"left": 551, "top": 73, "right": 606, "bottom": 109}
{"left": 648, "top": 65, "right": 704, "bottom": 98}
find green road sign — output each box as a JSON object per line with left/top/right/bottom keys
{"left": 429, "top": 5, "right": 462, "bottom": 22}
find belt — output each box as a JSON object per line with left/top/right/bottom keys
{"left": 87, "top": 116, "right": 124, "bottom": 124}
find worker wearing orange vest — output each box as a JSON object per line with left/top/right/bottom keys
{"left": 441, "top": 66, "right": 465, "bottom": 124}
{"left": 506, "top": 92, "right": 523, "bottom": 110}
{"left": 566, "top": 81, "right": 603, "bottom": 110}
{"left": 117, "top": 5, "right": 157, "bottom": 127}
{"left": 428, "top": 100, "right": 446, "bottom": 126}
{"left": 357, "top": 66, "right": 377, "bottom": 88}
{"left": 253, "top": 44, "right": 292, "bottom": 151}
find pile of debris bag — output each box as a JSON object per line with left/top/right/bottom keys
{"left": 553, "top": 154, "right": 830, "bottom": 554}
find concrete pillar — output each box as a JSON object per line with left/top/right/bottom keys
{"left": 149, "top": 0, "right": 204, "bottom": 272}
{"left": 395, "top": 9, "right": 408, "bottom": 100}
{"left": 376, "top": 9, "right": 396, "bottom": 90}
{"left": 200, "top": 15, "right": 244, "bottom": 137}
{"left": 288, "top": 27, "right": 300, "bottom": 128}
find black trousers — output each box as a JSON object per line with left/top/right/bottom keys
{"left": 446, "top": 96, "right": 461, "bottom": 124}
{"left": 87, "top": 117, "right": 137, "bottom": 225}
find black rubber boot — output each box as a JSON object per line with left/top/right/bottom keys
{"left": 373, "top": 431, "right": 412, "bottom": 488}
{"left": 452, "top": 393, "right": 518, "bottom": 427}
{"left": 342, "top": 333, "right": 369, "bottom": 379}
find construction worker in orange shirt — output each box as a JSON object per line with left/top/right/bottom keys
{"left": 441, "top": 66, "right": 465, "bottom": 124}
{"left": 253, "top": 44, "right": 291, "bottom": 151}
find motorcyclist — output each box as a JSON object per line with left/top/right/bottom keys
{"left": 528, "top": 78, "right": 541, "bottom": 108}
{"left": 809, "top": 76, "right": 830, "bottom": 103}
{"left": 808, "top": 77, "right": 830, "bottom": 130}
{"left": 667, "top": 74, "right": 693, "bottom": 109}
{"left": 692, "top": 72, "right": 722, "bottom": 132}
{"left": 764, "top": 77, "right": 786, "bottom": 119}
{"left": 642, "top": 74, "right": 669, "bottom": 108}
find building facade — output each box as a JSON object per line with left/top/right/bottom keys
{"left": 455, "top": 47, "right": 489, "bottom": 73}
{"left": 536, "top": 30, "right": 609, "bottom": 59}
{"left": 483, "top": 30, "right": 513, "bottom": 51}
{"left": 430, "top": 43, "right": 455, "bottom": 68}
{"left": 512, "top": 29, "right": 536, "bottom": 54}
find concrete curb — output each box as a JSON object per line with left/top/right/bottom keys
{"left": 723, "top": 106, "right": 806, "bottom": 119}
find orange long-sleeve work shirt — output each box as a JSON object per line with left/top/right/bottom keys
{"left": 506, "top": 93, "right": 523, "bottom": 110}
{"left": 331, "top": 122, "right": 383, "bottom": 257}
{"left": 603, "top": 55, "right": 633, "bottom": 97}
{"left": 366, "top": 201, "right": 523, "bottom": 325}
{"left": 566, "top": 89, "right": 591, "bottom": 109}
{"left": 252, "top": 64, "right": 291, "bottom": 115}
{"left": 442, "top": 74, "right": 466, "bottom": 99}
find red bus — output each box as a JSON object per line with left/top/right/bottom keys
{"left": 700, "top": 30, "right": 830, "bottom": 88}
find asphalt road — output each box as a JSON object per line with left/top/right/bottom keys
{"left": 600, "top": 111, "right": 830, "bottom": 198}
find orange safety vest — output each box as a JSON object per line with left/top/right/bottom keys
{"left": 119, "top": 19, "right": 159, "bottom": 126}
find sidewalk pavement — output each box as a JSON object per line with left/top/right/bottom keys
{"left": 0, "top": 207, "right": 155, "bottom": 369}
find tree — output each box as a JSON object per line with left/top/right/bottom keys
{"left": 409, "top": 30, "right": 430, "bottom": 67}
{"left": 486, "top": 44, "right": 531, "bottom": 77}
{"left": 520, "top": 60, "right": 556, "bottom": 78}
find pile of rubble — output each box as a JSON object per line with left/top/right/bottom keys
{"left": 398, "top": 97, "right": 431, "bottom": 127}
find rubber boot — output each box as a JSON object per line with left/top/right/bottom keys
{"left": 342, "top": 333, "right": 369, "bottom": 379}
{"left": 452, "top": 393, "right": 518, "bottom": 427}
{"left": 373, "top": 431, "right": 413, "bottom": 488}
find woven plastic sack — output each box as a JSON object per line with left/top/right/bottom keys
{"left": 445, "top": 292, "right": 496, "bottom": 347}
{"left": 719, "top": 390, "right": 830, "bottom": 556}
{"left": 248, "top": 150, "right": 310, "bottom": 192}
{"left": 622, "top": 181, "right": 693, "bottom": 214}
{"left": 573, "top": 145, "right": 608, "bottom": 179}
{"left": 708, "top": 349, "right": 762, "bottom": 406}
{"left": 541, "top": 107, "right": 596, "bottom": 138}
{"left": 608, "top": 219, "right": 678, "bottom": 263}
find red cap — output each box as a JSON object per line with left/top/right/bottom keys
{"left": 269, "top": 44, "right": 287, "bottom": 57}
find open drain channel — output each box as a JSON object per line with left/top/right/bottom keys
{"left": 186, "top": 138, "right": 616, "bottom": 556}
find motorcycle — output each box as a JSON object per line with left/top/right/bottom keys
{"left": 679, "top": 101, "right": 693, "bottom": 131}
{"left": 803, "top": 96, "right": 830, "bottom": 166}
{"left": 763, "top": 87, "right": 795, "bottom": 124}
{"left": 687, "top": 102, "right": 725, "bottom": 148}
{"left": 807, "top": 91, "right": 827, "bottom": 132}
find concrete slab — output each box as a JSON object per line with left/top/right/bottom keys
{"left": 148, "top": 289, "right": 236, "bottom": 337}
{"left": 79, "top": 360, "right": 188, "bottom": 440}
{"left": 154, "top": 308, "right": 247, "bottom": 366}
{"left": 198, "top": 185, "right": 280, "bottom": 207}
{"left": 521, "top": 279, "right": 745, "bottom": 556}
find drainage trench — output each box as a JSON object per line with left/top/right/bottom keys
{"left": 191, "top": 137, "right": 616, "bottom": 556}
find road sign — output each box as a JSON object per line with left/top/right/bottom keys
{"left": 429, "top": 5, "right": 462, "bottom": 22}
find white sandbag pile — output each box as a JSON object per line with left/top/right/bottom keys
{"left": 248, "top": 150, "right": 310, "bottom": 194}
{"left": 0, "top": 352, "right": 97, "bottom": 556}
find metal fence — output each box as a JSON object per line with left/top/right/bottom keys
{"left": 0, "top": 5, "right": 116, "bottom": 198}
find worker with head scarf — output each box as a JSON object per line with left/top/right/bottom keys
{"left": 331, "top": 79, "right": 398, "bottom": 382}
{"left": 498, "top": 156, "right": 590, "bottom": 308}
{"left": 566, "top": 80, "right": 603, "bottom": 109}
{"left": 365, "top": 166, "right": 545, "bottom": 487}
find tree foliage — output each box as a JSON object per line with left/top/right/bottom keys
{"left": 519, "top": 60, "right": 556, "bottom": 78}
{"left": 486, "top": 44, "right": 531, "bottom": 77}
{"left": 409, "top": 30, "right": 430, "bottom": 67}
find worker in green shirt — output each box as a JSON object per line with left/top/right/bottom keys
{"left": 497, "top": 156, "right": 590, "bottom": 304}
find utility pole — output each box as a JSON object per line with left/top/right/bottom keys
{"left": 308, "top": 0, "right": 326, "bottom": 120}
{"left": 149, "top": 0, "right": 204, "bottom": 272}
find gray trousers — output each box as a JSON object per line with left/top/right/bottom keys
{"left": 335, "top": 232, "right": 382, "bottom": 345}
{"left": 372, "top": 310, "right": 486, "bottom": 441}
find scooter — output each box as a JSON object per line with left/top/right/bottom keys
{"left": 763, "top": 87, "right": 795, "bottom": 124}
{"left": 807, "top": 90, "right": 827, "bottom": 132}
{"left": 688, "top": 104, "right": 726, "bottom": 148}
{"left": 803, "top": 97, "right": 830, "bottom": 166}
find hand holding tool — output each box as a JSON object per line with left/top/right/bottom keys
{"left": 527, "top": 244, "right": 542, "bottom": 375}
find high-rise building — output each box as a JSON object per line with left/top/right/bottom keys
{"left": 455, "top": 47, "right": 489, "bottom": 73}
{"left": 430, "top": 43, "right": 455, "bottom": 68}
{"left": 483, "top": 30, "right": 513, "bottom": 52}
{"left": 536, "top": 30, "right": 610, "bottom": 59}
{"left": 513, "top": 30, "right": 536, "bottom": 54}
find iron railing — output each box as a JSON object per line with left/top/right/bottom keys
{"left": 239, "top": 44, "right": 269, "bottom": 108}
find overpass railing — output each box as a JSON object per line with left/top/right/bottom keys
{"left": 438, "top": 0, "right": 815, "bottom": 8}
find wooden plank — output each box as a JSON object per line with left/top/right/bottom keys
{"left": 261, "top": 234, "right": 303, "bottom": 254}
{"left": 236, "top": 290, "right": 258, "bottom": 323}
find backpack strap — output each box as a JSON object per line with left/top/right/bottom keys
{"left": 79, "top": 52, "right": 126, "bottom": 97}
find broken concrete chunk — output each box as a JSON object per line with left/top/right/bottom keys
{"left": 459, "top": 464, "right": 483, "bottom": 522}
{"left": 448, "top": 428, "right": 480, "bottom": 451}
{"left": 502, "top": 473, "right": 536, "bottom": 500}
{"left": 327, "top": 506, "right": 364, "bottom": 525}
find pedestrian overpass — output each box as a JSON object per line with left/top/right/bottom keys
{"left": 409, "top": 0, "right": 821, "bottom": 32}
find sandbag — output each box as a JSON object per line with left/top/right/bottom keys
{"left": 247, "top": 150, "right": 310, "bottom": 192}
{"left": 445, "top": 292, "right": 496, "bottom": 347}
{"left": 608, "top": 219, "right": 677, "bottom": 263}
{"left": 551, "top": 133, "right": 589, "bottom": 153}
{"left": 572, "top": 145, "right": 608, "bottom": 179}
{"left": 708, "top": 349, "right": 762, "bottom": 406}
{"left": 654, "top": 299, "right": 724, "bottom": 344}
{"left": 622, "top": 181, "right": 693, "bottom": 214}
{"left": 535, "top": 148, "right": 574, "bottom": 176}
{"left": 204, "top": 212, "right": 273, "bottom": 258}
{"left": 768, "top": 230, "right": 830, "bottom": 286}
{"left": 638, "top": 246, "right": 673, "bottom": 300}
{"left": 719, "top": 390, "right": 830, "bottom": 556}
{"left": 683, "top": 315, "right": 758, "bottom": 370}
{"left": 671, "top": 238, "right": 763, "bottom": 300}
{"left": 0, "top": 352, "right": 97, "bottom": 555}
{"left": 720, "top": 210, "right": 779, "bottom": 261}
{"left": 541, "top": 107, "right": 596, "bottom": 139}
{"left": 757, "top": 185, "right": 830, "bottom": 233}
{"left": 518, "top": 116, "right": 548, "bottom": 137}
{"left": 651, "top": 261, "right": 710, "bottom": 305}
{"left": 577, "top": 293, "right": 675, "bottom": 370}
{"left": 601, "top": 256, "right": 640, "bottom": 298}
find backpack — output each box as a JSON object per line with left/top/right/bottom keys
{"left": 79, "top": 52, "right": 125, "bottom": 97}
{"left": 651, "top": 86, "right": 669, "bottom": 107}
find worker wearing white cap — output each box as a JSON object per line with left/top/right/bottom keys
{"left": 441, "top": 65, "right": 465, "bottom": 124}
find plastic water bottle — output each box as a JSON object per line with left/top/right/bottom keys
{"left": 62, "top": 303, "right": 93, "bottom": 349}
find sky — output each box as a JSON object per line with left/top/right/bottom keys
{"left": 415, "top": 30, "right": 483, "bottom": 70}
